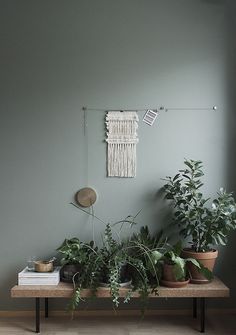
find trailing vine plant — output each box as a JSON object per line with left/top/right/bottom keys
{"left": 57, "top": 203, "right": 169, "bottom": 314}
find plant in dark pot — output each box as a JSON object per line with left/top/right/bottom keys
{"left": 57, "top": 238, "right": 96, "bottom": 283}
{"left": 162, "top": 159, "right": 236, "bottom": 283}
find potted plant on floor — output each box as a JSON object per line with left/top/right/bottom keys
{"left": 162, "top": 159, "right": 236, "bottom": 283}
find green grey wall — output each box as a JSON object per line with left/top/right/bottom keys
{"left": 0, "top": 0, "right": 236, "bottom": 310}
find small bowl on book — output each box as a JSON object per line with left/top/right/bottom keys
{"left": 34, "top": 259, "right": 55, "bottom": 272}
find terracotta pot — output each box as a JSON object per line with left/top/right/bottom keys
{"left": 161, "top": 263, "right": 189, "bottom": 288}
{"left": 181, "top": 249, "right": 218, "bottom": 284}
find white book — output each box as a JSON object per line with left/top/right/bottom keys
{"left": 18, "top": 266, "right": 61, "bottom": 285}
{"left": 18, "top": 278, "right": 59, "bottom": 285}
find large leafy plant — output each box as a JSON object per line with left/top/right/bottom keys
{"left": 162, "top": 159, "right": 236, "bottom": 252}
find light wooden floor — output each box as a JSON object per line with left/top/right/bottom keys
{"left": 0, "top": 313, "right": 235, "bottom": 334}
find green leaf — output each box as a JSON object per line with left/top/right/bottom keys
{"left": 173, "top": 174, "right": 180, "bottom": 181}
{"left": 215, "top": 233, "right": 226, "bottom": 246}
{"left": 185, "top": 258, "right": 201, "bottom": 268}
{"left": 172, "top": 241, "right": 182, "bottom": 256}
{"left": 172, "top": 257, "right": 186, "bottom": 280}
{"left": 183, "top": 174, "right": 191, "bottom": 180}
{"left": 194, "top": 172, "right": 204, "bottom": 178}
{"left": 184, "top": 160, "right": 194, "bottom": 170}
{"left": 199, "top": 265, "right": 213, "bottom": 280}
{"left": 151, "top": 250, "right": 163, "bottom": 264}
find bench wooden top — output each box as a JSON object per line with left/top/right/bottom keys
{"left": 11, "top": 277, "right": 229, "bottom": 298}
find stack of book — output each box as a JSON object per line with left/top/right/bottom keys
{"left": 18, "top": 266, "right": 61, "bottom": 285}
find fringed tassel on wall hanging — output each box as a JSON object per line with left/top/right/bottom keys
{"left": 106, "top": 111, "right": 139, "bottom": 178}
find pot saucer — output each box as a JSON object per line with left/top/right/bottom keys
{"left": 190, "top": 278, "right": 211, "bottom": 284}
{"left": 161, "top": 278, "right": 190, "bottom": 288}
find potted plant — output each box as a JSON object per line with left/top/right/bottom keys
{"left": 97, "top": 224, "right": 132, "bottom": 302}
{"left": 67, "top": 205, "right": 161, "bottom": 309}
{"left": 128, "top": 226, "right": 167, "bottom": 286}
{"left": 150, "top": 242, "right": 201, "bottom": 288}
{"left": 162, "top": 159, "right": 236, "bottom": 283}
{"left": 66, "top": 224, "right": 155, "bottom": 312}
{"left": 63, "top": 220, "right": 168, "bottom": 313}
{"left": 57, "top": 238, "right": 97, "bottom": 282}
{"left": 97, "top": 224, "right": 171, "bottom": 308}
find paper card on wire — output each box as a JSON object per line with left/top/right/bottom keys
{"left": 143, "top": 110, "right": 159, "bottom": 126}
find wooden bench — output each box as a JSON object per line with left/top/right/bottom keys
{"left": 11, "top": 277, "right": 229, "bottom": 333}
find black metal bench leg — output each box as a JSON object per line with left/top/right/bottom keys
{"left": 193, "top": 298, "right": 197, "bottom": 318}
{"left": 36, "top": 298, "right": 40, "bottom": 333}
{"left": 45, "top": 298, "right": 49, "bottom": 318}
{"left": 200, "top": 298, "right": 206, "bottom": 333}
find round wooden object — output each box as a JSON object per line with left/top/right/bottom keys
{"left": 75, "top": 187, "right": 97, "bottom": 207}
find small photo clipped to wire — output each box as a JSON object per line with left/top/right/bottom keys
{"left": 143, "top": 109, "right": 159, "bottom": 126}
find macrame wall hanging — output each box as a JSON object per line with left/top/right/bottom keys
{"left": 105, "top": 111, "right": 139, "bottom": 178}
{"left": 83, "top": 105, "right": 217, "bottom": 178}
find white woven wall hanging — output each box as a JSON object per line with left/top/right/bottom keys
{"left": 105, "top": 111, "right": 139, "bottom": 178}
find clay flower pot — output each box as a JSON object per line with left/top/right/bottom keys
{"left": 161, "top": 264, "right": 190, "bottom": 288}
{"left": 181, "top": 249, "right": 218, "bottom": 284}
